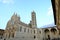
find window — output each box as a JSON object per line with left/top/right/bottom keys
{"left": 34, "top": 35, "right": 36, "bottom": 39}
{"left": 4, "top": 38, "right": 6, "bottom": 40}
{"left": 39, "top": 31, "right": 41, "bottom": 34}
{"left": 12, "top": 33, "right": 14, "bottom": 38}
{"left": 28, "top": 29, "right": 29, "bottom": 33}
{"left": 31, "top": 30, "right": 32, "bottom": 33}
{"left": 20, "top": 27, "right": 22, "bottom": 32}
{"left": 0, "top": 36, "right": 2, "bottom": 39}
{"left": 34, "top": 30, "right": 35, "bottom": 34}
{"left": 24, "top": 28, "right": 26, "bottom": 32}
{"left": 9, "top": 33, "right": 10, "bottom": 38}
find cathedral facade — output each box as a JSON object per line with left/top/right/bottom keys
{"left": 4, "top": 11, "right": 42, "bottom": 40}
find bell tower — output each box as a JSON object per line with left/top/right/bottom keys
{"left": 31, "top": 11, "right": 37, "bottom": 28}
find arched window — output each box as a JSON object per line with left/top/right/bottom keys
{"left": 34, "top": 35, "right": 36, "bottom": 39}
{"left": 39, "top": 31, "right": 41, "bottom": 34}
{"left": 24, "top": 28, "right": 26, "bottom": 32}
{"left": 44, "top": 29, "right": 49, "bottom": 33}
{"left": 34, "top": 30, "right": 35, "bottom": 34}
{"left": 20, "top": 27, "right": 22, "bottom": 32}
{"left": 12, "top": 33, "right": 14, "bottom": 38}
{"left": 28, "top": 29, "right": 29, "bottom": 33}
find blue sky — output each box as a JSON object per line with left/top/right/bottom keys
{"left": 0, "top": 0, "right": 55, "bottom": 29}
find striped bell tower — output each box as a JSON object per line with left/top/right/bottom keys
{"left": 31, "top": 11, "right": 37, "bottom": 28}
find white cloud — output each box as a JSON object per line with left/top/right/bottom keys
{"left": 0, "top": 0, "right": 14, "bottom": 4}
{"left": 47, "top": 6, "right": 53, "bottom": 16}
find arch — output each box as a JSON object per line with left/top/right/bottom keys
{"left": 44, "top": 29, "right": 49, "bottom": 33}
{"left": 50, "top": 28, "right": 57, "bottom": 34}
{"left": 50, "top": 28, "right": 57, "bottom": 32}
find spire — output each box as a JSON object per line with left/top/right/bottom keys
{"left": 11, "top": 12, "right": 20, "bottom": 21}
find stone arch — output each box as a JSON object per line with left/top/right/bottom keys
{"left": 50, "top": 28, "right": 57, "bottom": 34}
{"left": 44, "top": 29, "right": 49, "bottom": 33}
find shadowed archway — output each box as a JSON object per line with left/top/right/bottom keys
{"left": 44, "top": 29, "right": 49, "bottom": 33}
{"left": 50, "top": 28, "right": 57, "bottom": 34}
